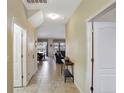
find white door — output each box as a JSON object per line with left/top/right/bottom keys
{"left": 13, "top": 24, "right": 23, "bottom": 87}
{"left": 94, "top": 22, "right": 116, "bottom": 93}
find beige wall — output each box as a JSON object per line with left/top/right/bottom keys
{"left": 66, "top": 0, "right": 115, "bottom": 93}
{"left": 7, "top": 0, "right": 37, "bottom": 93}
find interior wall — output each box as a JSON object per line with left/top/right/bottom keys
{"left": 65, "top": 0, "right": 115, "bottom": 93}
{"left": 26, "top": 27, "right": 37, "bottom": 85}
{"left": 7, "top": 0, "right": 37, "bottom": 92}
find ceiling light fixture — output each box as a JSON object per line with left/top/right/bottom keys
{"left": 47, "top": 13, "right": 63, "bottom": 20}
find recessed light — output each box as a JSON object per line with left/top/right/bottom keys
{"left": 47, "top": 13, "right": 63, "bottom": 20}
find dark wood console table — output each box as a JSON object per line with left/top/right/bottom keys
{"left": 61, "top": 59, "right": 74, "bottom": 83}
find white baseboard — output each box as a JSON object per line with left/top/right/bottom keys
{"left": 25, "top": 67, "right": 38, "bottom": 86}
{"left": 74, "top": 80, "right": 84, "bottom": 93}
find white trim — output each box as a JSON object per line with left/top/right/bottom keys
{"left": 85, "top": 1, "right": 116, "bottom": 22}
{"left": 74, "top": 80, "right": 84, "bottom": 93}
{"left": 12, "top": 18, "right": 28, "bottom": 87}
{"left": 25, "top": 68, "right": 37, "bottom": 86}
{"left": 22, "top": 29, "right": 27, "bottom": 87}
{"left": 85, "top": 22, "right": 92, "bottom": 93}
{"left": 13, "top": 23, "right": 23, "bottom": 87}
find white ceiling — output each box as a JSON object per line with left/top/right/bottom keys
{"left": 28, "top": 10, "right": 44, "bottom": 27}
{"left": 23, "top": 0, "right": 82, "bottom": 39}
{"left": 23, "top": 0, "right": 82, "bottom": 27}
{"left": 37, "top": 24, "right": 65, "bottom": 39}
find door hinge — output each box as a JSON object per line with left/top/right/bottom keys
{"left": 90, "top": 86, "right": 94, "bottom": 92}
{"left": 21, "top": 75, "right": 23, "bottom": 79}
{"left": 91, "top": 58, "right": 94, "bottom": 62}
{"left": 21, "top": 55, "right": 23, "bottom": 58}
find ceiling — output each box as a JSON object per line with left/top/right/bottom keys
{"left": 28, "top": 10, "right": 44, "bottom": 27}
{"left": 37, "top": 24, "right": 65, "bottom": 39}
{"left": 23, "top": 0, "right": 82, "bottom": 27}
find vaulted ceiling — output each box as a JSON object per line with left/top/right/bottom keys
{"left": 23, "top": 0, "right": 82, "bottom": 28}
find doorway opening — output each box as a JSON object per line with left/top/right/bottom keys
{"left": 86, "top": 2, "right": 116, "bottom": 93}
{"left": 13, "top": 23, "right": 27, "bottom": 90}
{"left": 37, "top": 40, "right": 48, "bottom": 64}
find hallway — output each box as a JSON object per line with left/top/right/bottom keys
{"left": 14, "top": 58, "right": 80, "bottom": 93}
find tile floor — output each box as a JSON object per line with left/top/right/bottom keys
{"left": 14, "top": 58, "right": 80, "bottom": 93}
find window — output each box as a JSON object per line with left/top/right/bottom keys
{"left": 60, "top": 42, "right": 65, "bottom": 51}
{"left": 37, "top": 42, "right": 47, "bottom": 54}
{"left": 53, "top": 42, "right": 65, "bottom": 52}
{"left": 53, "top": 42, "right": 59, "bottom": 52}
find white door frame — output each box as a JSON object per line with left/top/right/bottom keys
{"left": 22, "top": 29, "right": 27, "bottom": 86}
{"left": 12, "top": 18, "right": 27, "bottom": 87}
{"left": 86, "top": 2, "right": 116, "bottom": 93}
{"left": 13, "top": 23, "right": 23, "bottom": 87}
